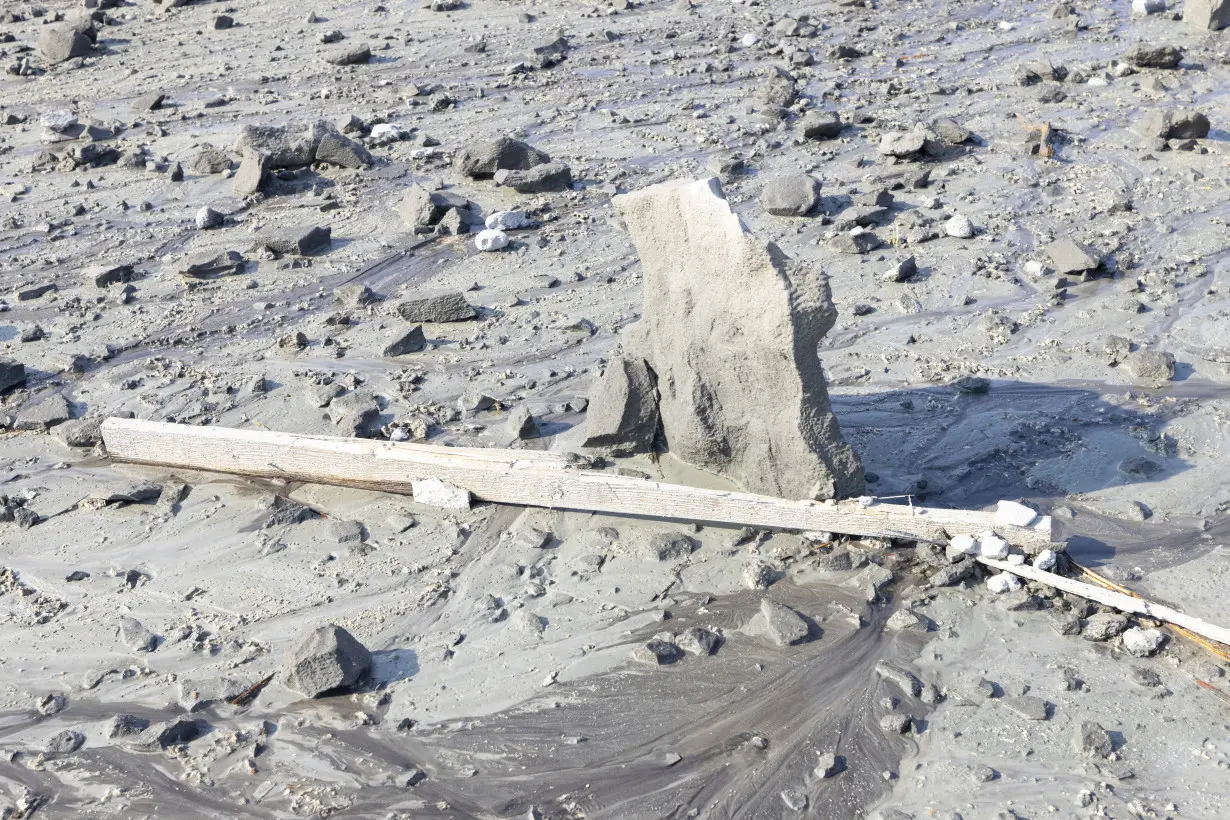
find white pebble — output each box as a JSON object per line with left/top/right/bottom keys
{"left": 1032, "top": 548, "right": 1058, "bottom": 571}
{"left": 741, "top": 33, "right": 760, "bottom": 47}
{"left": 475, "top": 229, "right": 509, "bottom": 252}
{"left": 945, "top": 215, "right": 974, "bottom": 239}
{"left": 485, "top": 210, "right": 529, "bottom": 231}
{"left": 986, "top": 572, "right": 1021, "bottom": 594}
{"left": 1122, "top": 627, "right": 1165, "bottom": 657}
{"left": 979, "top": 533, "right": 1010, "bottom": 560}
{"left": 950, "top": 533, "right": 978, "bottom": 555}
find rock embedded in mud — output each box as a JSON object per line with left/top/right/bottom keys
{"left": 1122, "top": 626, "right": 1165, "bottom": 657}
{"left": 106, "top": 714, "right": 150, "bottom": 738}
{"left": 396, "top": 292, "right": 477, "bottom": 323}
{"left": 801, "top": 110, "right": 843, "bottom": 139}
{"left": 633, "top": 633, "right": 683, "bottom": 664}
{"left": 505, "top": 405, "right": 538, "bottom": 439}
{"left": 384, "top": 325, "right": 427, "bottom": 356}
{"left": 879, "top": 130, "right": 927, "bottom": 157}
{"left": 874, "top": 661, "right": 923, "bottom": 696}
{"left": 882, "top": 256, "right": 917, "bottom": 283}
{"left": 282, "top": 624, "right": 372, "bottom": 698}
{"left": 1082, "top": 612, "right": 1128, "bottom": 641}
{"left": 454, "top": 136, "right": 550, "bottom": 178}
{"left": 758, "top": 599, "right": 810, "bottom": 646}
{"left": 1074, "top": 720, "right": 1114, "bottom": 757}
{"left": 328, "top": 43, "right": 372, "bottom": 65}
{"left": 677, "top": 625, "right": 720, "bottom": 656}
{"left": 814, "top": 752, "right": 843, "bottom": 778}
{"left": 44, "top": 729, "right": 85, "bottom": 754}
{"left": 581, "top": 354, "right": 659, "bottom": 455}
{"left": 638, "top": 532, "right": 697, "bottom": 561}
{"left": 1002, "top": 695, "right": 1049, "bottom": 720}
{"left": 742, "top": 559, "right": 776, "bottom": 590}
{"left": 588, "top": 177, "right": 863, "bottom": 499}
{"left": 1123, "top": 350, "right": 1175, "bottom": 384}
{"left": 759, "top": 174, "right": 821, "bottom": 216}
{"left": 1045, "top": 238, "right": 1100, "bottom": 276}
{"left": 1125, "top": 43, "right": 1183, "bottom": 69}
{"left": 411, "top": 477, "right": 471, "bottom": 509}
{"left": 495, "top": 161, "right": 573, "bottom": 193}
{"left": 880, "top": 713, "right": 911, "bottom": 733}
{"left": 14, "top": 394, "right": 71, "bottom": 431}
{"left": 130, "top": 718, "right": 200, "bottom": 751}
{"left": 119, "top": 617, "right": 157, "bottom": 652}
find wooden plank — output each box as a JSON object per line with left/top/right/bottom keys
{"left": 977, "top": 556, "right": 1230, "bottom": 647}
{"left": 99, "top": 418, "right": 1055, "bottom": 548}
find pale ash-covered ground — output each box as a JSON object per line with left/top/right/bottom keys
{"left": 2, "top": 0, "right": 1230, "bottom": 818}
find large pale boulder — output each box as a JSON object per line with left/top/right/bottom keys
{"left": 583, "top": 177, "right": 863, "bottom": 499}
{"left": 1185, "top": 0, "right": 1230, "bottom": 29}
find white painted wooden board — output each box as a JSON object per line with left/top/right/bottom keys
{"left": 100, "top": 418, "right": 1055, "bottom": 548}
{"left": 978, "top": 556, "right": 1230, "bottom": 647}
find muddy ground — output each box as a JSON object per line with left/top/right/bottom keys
{"left": 2, "top": 0, "right": 1230, "bottom": 818}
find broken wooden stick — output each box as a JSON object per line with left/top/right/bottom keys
{"left": 977, "top": 556, "right": 1230, "bottom": 647}
{"left": 99, "top": 418, "right": 1055, "bottom": 549}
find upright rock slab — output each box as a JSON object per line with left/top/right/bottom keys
{"left": 585, "top": 177, "right": 863, "bottom": 499}
{"left": 1185, "top": 0, "right": 1230, "bottom": 29}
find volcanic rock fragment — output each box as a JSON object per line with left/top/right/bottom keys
{"left": 396, "top": 292, "right": 477, "bottom": 323}
{"left": 760, "top": 175, "right": 821, "bottom": 216}
{"left": 454, "top": 137, "right": 550, "bottom": 178}
{"left": 282, "top": 624, "right": 372, "bottom": 697}
{"left": 583, "top": 178, "right": 862, "bottom": 499}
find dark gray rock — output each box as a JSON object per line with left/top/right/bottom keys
{"left": 179, "top": 250, "right": 247, "bottom": 279}
{"left": 384, "top": 325, "right": 427, "bottom": 356}
{"left": 191, "top": 147, "right": 234, "bottom": 174}
{"left": 677, "top": 625, "right": 721, "bottom": 655}
{"left": 281, "top": 624, "right": 372, "bottom": 697}
{"left": 882, "top": 256, "right": 918, "bottom": 283}
{"left": 760, "top": 175, "right": 821, "bottom": 216}
{"left": 1074, "top": 720, "right": 1113, "bottom": 757}
{"left": 396, "top": 292, "right": 477, "bottom": 323}
{"left": 801, "top": 110, "right": 843, "bottom": 139}
{"left": 874, "top": 662, "right": 923, "bottom": 696}
{"left": 106, "top": 714, "right": 150, "bottom": 738}
{"left": 1125, "top": 43, "right": 1183, "bottom": 68}
{"left": 495, "top": 161, "right": 572, "bottom": 193}
{"left": 315, "top": 131, "right": 373, "bottom": 168}
{"left": 255, "top": 226, "right": 332, "bottom": 256}
{"left": 89, "top": 263, "right": 135, "bottom": 288}
{"left": 454, "top": 137, "right": 550, "bottom": 178}
{"left": 828, "top": 231, "right": 880, "bottom": 254}
{"left": 0, "top": 361, "right": 26, "bottom": 393}
{"left": 328, "top": 44, "right": 372, "bottom": 66}
{"left": 633, "top": 633, "right": 683, "bottom": 665}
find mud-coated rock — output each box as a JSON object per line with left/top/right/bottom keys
{"left": 396, "top": 292, "right": 477, "bottom": 323}
{"left": 1074, "top": 720, "right": 1113, "bottom": 757}
{"left": 758, "top": 599, "right": 809, "bottom": 646}
{"left": 590, "top": 177, "right": 862, "bottom": 499}
{"left": 495, "top": 161, "right": 572, "bottom": 193}
{"left": 1125, "top": 43, "right": 1183, "bottom": 68}
{"left": 759, "top": 175, "right": 821, "bottom": 216}
{"left": 281, "top": 624, "right": 372, "bottom": 697}
{"left": 581, "top": 354, "right": 660, "bottom": 455}
{"left": 1, "top": 361, "right": 28, "bottom": 393}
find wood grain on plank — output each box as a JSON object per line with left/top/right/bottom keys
{"left": 100, "top": 418, "right": 1056, "bottom": 548}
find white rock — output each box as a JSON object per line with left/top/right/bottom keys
{"left": 411, "top": 478, "right": 471, "bottom": 509}
{"left": 485, "top": 210, "right": 529, "bottom": 231}
{"left": 1132, "top": 0, "right": 1165, "bottom": 14}
{"left": 986, "top": 572, "right": 1021, "bottom": 594}
{"left": 1024, "top": 260, "right": 1045, "bottom": 276}
{"left": 475, "top": 229, "right": 509, "bottom": 252}
{"left": 1006, "top": 553, "right": 1025, "bottom": 565}
{"left": 368, "top": 123, "right": 405, "bottom": 145}
{"left": 998, "top": 21, "right": 1016, "bottom": 30}
{"left": 996, "top": 500, "right": 1038, "bottom": 528}
{"left": 979, "top": 533, "right": 1010, "bottom": 560}
{"left": 945, "top": 215, "right": 974, "bottom": 239}
{"left": 1122, "top": 627, "right": 1165, "bottom": 657}
{"left": 1032, "top": 548, "right": 1058, "bottom": 571}
{"left": 741, "top": 33, "right": 760, "bottom": 47}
